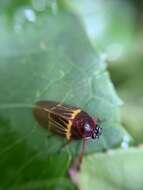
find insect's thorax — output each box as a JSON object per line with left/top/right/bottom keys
{"left": 71, "top": 111, "right": 96, "bottom": 139}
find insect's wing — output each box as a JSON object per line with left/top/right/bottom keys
{"left": 33, "top": 101, "right": 81, "bottom": 140}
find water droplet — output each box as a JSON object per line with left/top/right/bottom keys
{"left": 24, "top": 8, "right": 36, "bottom": 22}
{"left": 121, "top": 134, "right": 130, "bottom": 149}
{"left": 14, "top": 7, "right": 36, "bottom": 32}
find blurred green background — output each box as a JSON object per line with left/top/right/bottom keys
{"left": 0, "top": 0, "right": 143, "bottom": 190}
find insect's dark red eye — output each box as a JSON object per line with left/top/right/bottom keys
{"left": 84, "top": 123, "right": 91, "bottom": 132}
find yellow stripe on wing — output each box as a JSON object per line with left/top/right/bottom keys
{"left": 46, "top": 104, "right": 81, "bottom": 140}
{"left": 65, "top": 109, "right": 81, "bottom": 140}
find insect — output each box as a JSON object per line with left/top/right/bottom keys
{"left": 33, "top": 100, "right": 102, "bottom": 141}
{"left": 33, "top": 101, "right": 102, "bottom": 173}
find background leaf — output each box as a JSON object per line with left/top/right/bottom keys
{"left": 64, "top": 0, "right": 135, "bottom": 56}
{"left": 109, "top": 53, "right": 143, "bottom": 145}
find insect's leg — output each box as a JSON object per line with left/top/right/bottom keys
{"left": 68, "top": 139, "right": 88, "bottom": 181}
{"left": 79, "top": 138, "right": 87, "bottom": 164}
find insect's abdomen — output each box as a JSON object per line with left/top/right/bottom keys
{"left": 33, "top": 101, "right": 81, "bottom": 140}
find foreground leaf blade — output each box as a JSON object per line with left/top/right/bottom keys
{"left": 79, "top": 148, "right": 143, "bottom": 190}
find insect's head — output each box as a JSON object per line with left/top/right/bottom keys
{"left": 83, "top": 117, "right": 102, "bottom": 139}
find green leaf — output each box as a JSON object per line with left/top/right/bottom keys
{"left": 79, "top": 148, "right": 143, "bottom": 190}
{"left": 109, "top": 58, "right": 143, "bottom": 144}
{"left": 65, "top": 0, "right": 135, "bottom": 55}
{"left": 0, "top": 4, "right": 130, "bottom": 190}
{"left": 0, "top": 120, "right": 74, "bottom": 190}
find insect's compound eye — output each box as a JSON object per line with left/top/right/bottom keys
{"left": 84, "top": 123, "right": 91, "bottom": 132}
